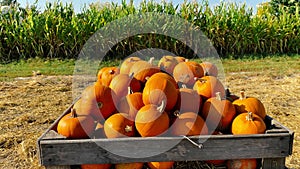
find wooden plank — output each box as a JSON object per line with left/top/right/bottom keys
{"left": 262, "top": 158, "right": 286, "bottom": 169}
{"left": 39, "top": 133, "right": 292, "bottom": 166}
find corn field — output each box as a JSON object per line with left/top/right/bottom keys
{"left": 0, "top": 0, "right": 299, "bottom": 63}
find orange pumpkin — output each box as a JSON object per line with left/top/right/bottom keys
{"left": 176, "top": 85, "right": 201, "bottom": 113}
{"left": 57, "top": 109, "right": 95, "bottom": 139}
{"left": 142, "top": 73, "right": 179, "bottom": 111}
{"left": 231, "top": 112, "right": 266, "bottom": 134}
{"left": 120, "top": 56, "right": 142, "bottom": 74}
{"left": 227, "top": 159, "right": 257, "bottom": 169}
{"left": 232, "top": 90, "right": 266, "bottom": 119}
{"left": 173, "top": 62, "right": 196, "bottom": 87}
{"left": 104, "top": 113, "right": 135, "bottom": 138}
{"left": 200, "top": 61, "right": 218, "bottom": 77}
{"left": 97, "top": 67, "right": 120, "bottom": 86}
{"left": 135, "top": 101, "right": 170, "bottom": 137}
{"left": 174, "top": 56, "right": 186, "bottom": 63}
{"left": 129, "top": 58, "right": 160, "bottom": 83}
{"left": 117, "top": 92, "right": 144, "bottom": 120}
{"left": 158, "top": 55, "right": 179, "bottom": 75}
{"left": 115, "top": 162, "right": 144, "bottom": 169}
{"left": 185, "top": 60, "right": 204, "bottom": 78}
{"left": 147, "top": 161, "right": 174, "bottom": 169}
{"left": 109, "top": 73, "right": 141, "bottom": 100}
{"left": 193, "top": 76, "right": 225, "bottom": 100}
{"left": 81, "top": 163, "right": 112, "bottom": 169}
{"left": 79, "top": 82, "right": 116, "bottom": 121}
{"left": 201, "top": 92, "right": 236, "bottom": 132}
{"left": 148, "top": 72, "right": 178, "bottom": 89}
{"left": 170, "top": 112, "right": 208, "bottom": 136}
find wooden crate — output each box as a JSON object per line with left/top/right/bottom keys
{"left": 37, "top": 103, "right": 294, "bottom": 169}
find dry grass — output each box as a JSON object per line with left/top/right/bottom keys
{"left": 0, "top": 58, "right": 299, "bottom": 169}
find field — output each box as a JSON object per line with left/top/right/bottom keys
{"left": 0, "top": 56, "right": 299, "bottom": 168}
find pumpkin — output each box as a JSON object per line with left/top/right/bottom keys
{"left": 201, "top": 92, "right": 236, "bottom": 132}
{"left": 104, "top": 113, "right": 135, "bottom": 138}
{"left": 120, "top": 56, "right": 142, "bottom": 74}
{"left": 200, "top": 61, "right": 218, "bottom": 77}
{"left": 135, "top": 101, "right": 170, "bottom": 137}
{"left": 57, "top": 109, "right": 95, "bottom": 139}
{"left": 227, "top": 159, "right": 257, "bottom": 169}
{"left": 115, "top": 162, "right": 144, "bottom": 169}
{"left": 232, "top": 90, "right": 266, "bottom": 119}
{"left": 143, "top": 72, "right": 179, "bottom": 111}
{"left": 148, "top": 72, "right": 178, "bottom": 89}
{"left": 147, "top": 161, "right": 174, "bottom": 169}
{"left": 176, "top": 84, "right": 201, "bottom": 113}
{"left": 170, "top": 111, "right": 208, "bottom": 136}
{"left": 158, "top": 55, "right": 179, "bottom": 75}
{"left": 128, "top": 58, "right": 160, "bottom": 83}
{"left": 109, "top": 73, "right": 141, "bottom": 100}
{"left": 117, "top": 91, "right": 144, "bottom": 120}
{"left": 231, "top": 112, "right": 266, "bottom": 134}
{"left": 193, "top": 76, "right": 225, "bottom": 100}
{"left": 185, "top": 60, "right": 204, "bottom": 78}
{"left": 81, "top": 164, "right": 112, "bottom": 169}
{"left": 174, "top": 56, "right": 186, "bottom": 63}
{"left": 172, "top": 62, "right": 196, "bottom": 87}
{"left": 78, "top": 82, "right": 116, "bottom": 121}
{"left": 97, "top": 67, "right": 120, "bottom": 86}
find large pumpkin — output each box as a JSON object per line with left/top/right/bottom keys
{"left": 158, "top": 55, "right": 179, "bottom": 75}
{"left": 170, "top": 112, "right": 208, "bottom": 136}
{"left": 120, "top": 56, "right": 142, "bottom": 74}
{"left": 117, "top": 92, "right": 144, "bottom": 120}
{"left": 176, "top": 85, "right": 201, "bottom": 113}
{"left": 147, "top": 161, "right": 174, "bottom": 169}
{"left": 97, "top": 66, "right": 120, "bottom": 86}
{"left": 135, "top": 102, "right": 170, "bottom": 137}
{"left": 104, "top": 113, "right": 135, "bottom": 138}
{"left": 193, "top": 76, "right": 225, "bottom": 100}
{"left": 128, "top": 58, "right": 160, "bottom": 83}
{"left": 57, "top": 109, "right": 95, "bottom": 139}
{"left": 201, "top": 92, "right": 236, "bottom": 132}
{"left": 172, "top": 62, "right": 196, "bottom": 87}
{"left": 232, "top": 90, "right": 266, "bottom": 119}
{"left": 231, "top": 112, "right": 266, "bottom": 134}
{"left": 142, "top": 73, "right": 178, "bottom": 111}
{"left": 79, "top": 82, "right": 116, "bottom": 121}
{"left": 227, "top": 159, "right": 257, "bottom": 169}
{"left": 148, "top": 72, "right": 178, "bottom": 89}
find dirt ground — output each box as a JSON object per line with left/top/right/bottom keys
{"left": 0, "top": 68, "right": 299, "bottom": 168}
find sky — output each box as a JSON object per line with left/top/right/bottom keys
{"left": 17, "top": 0, "right": 268, "bottom": 13}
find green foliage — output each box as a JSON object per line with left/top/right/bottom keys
{"left": 270, "top": 0, "right": 300, "bottom": 16}
{"left": 0, "top": 0, "right": 299, "bottom": 63}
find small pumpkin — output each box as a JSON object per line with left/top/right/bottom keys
{"left": 117, "top": 91, "right": 144, "bottom": 120}
{"left": 135, "top": 101, "right": 170, "bottom": 137}
{"left": 97, "top": 67, "right": 120, "bottom": 86}
{"left": 170, "top": 111, "right": 208, "bottom": 136}
{"left": 176, "top": 84, "right": 201, "bottom": 113}
{"left": 158, "top": 55, "right": 179, "bottom": 75}
{"left": 201, "top": 92, "right": 236, "bottom": 132}
{"left": 115, "top": 162, "right": 144, "bottom": 169}
{"left": 57, "top": 109, "right": 95, "bottom": 139}
{"left": 120, "top": 56, "right": 142, "bottom": 74}
{"left": 128, "top": 58, "right": 160, "bottom": 83}
{"left": 174, "top": 56, "right": 186, "bottom": 63}
{"left": 104, "top": 113, "right": 135, "bottom": 138}
{"left": 232, "top": 90, "right": 266, "bottom": 119}
{"left": 142, "top": 72, "right": 179, "bottom": 111}
{"left": 147, "top": 161, "right": 174, "bottom": 169}
{"left": 200, "top": 61, "right": 218, "bottom": 77}
{"left": 193, "top": 76, "right": 225, "bottom": 100}
{"left": 227, "top": 159, "right": 257, "bottom": 169}
{"left": 81, "top": 163, "right": 112, "bottom": 169}
{"left": 231, "top": 112, "right": 266, "bottom": 134}
{"left": 172, "top": 62, "right": 196, "bottom": 87}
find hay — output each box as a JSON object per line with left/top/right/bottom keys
{"left": 0, "top": 70, "right": 299, "bottom": 168}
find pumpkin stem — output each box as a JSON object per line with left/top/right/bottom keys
{"left": 124, "top": 125, "right": 133, "bottom": 133}
{"left": 109, "top": 69, "right": 115, "bottom": 74}
{"left": 174, "top": 110, "right": 180, "bottom": 117}
{"left": 216, "top": 92, "right": 222, "bottom": 100}
{"left": 185, "top": 59, "right": 189, "bottom": 62}
{"left": 181, "top": 84, "right": 187, "bottom": 88}
{"left": 97, "top": 102, "right": 103, "bottom": 109}
{"left": 127, "top": 86, "right": 133, "bottom": 95}
{"left": 70, "top": 108, "right": 77, "bottom": 118}
{"left": 148, "top": 57, "right": 155, "bottom": 65}
{"left": 157, "top": 100, "right": 166, "bottom": 113}
{"left": 194, "top": 77, "right": 207, "bottom": 83}
{"left": 240, "top": 90, "right": 246, "bottom": 100}
{"left": 129, "top": 72, "right": 134, "bottom": 79}
{"left": 246, "top": 112, "right": 253, "bottom": 121}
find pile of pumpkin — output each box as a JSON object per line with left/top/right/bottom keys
{"left": 56, "top": 56, "right": 267, "bottom": 169}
